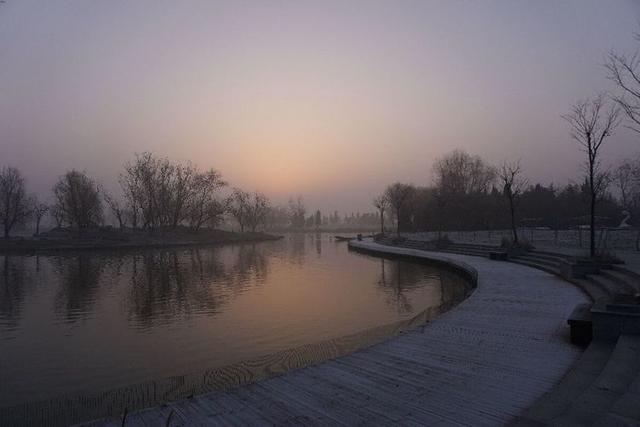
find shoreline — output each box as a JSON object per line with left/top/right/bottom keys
{"left": 0, "top": 229, "right": 283, "bottom": 255}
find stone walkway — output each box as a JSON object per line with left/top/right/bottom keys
{"left": 81, "top": 239, "right": 587, "bottom": 426}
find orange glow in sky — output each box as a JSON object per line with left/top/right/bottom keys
{"left": 0, "top": 1, "right": 638, "bottom": 212}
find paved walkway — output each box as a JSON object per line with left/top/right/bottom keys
{"left": 82, "top": 240, "right": 588, "bottom": 426}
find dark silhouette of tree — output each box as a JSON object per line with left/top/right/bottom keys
{"left": 173, "top": 164, "right": 196, "bottom": 227}
{"left": 563, "top": 95, "right": 620, "bottom": 257}
{"left": 384, "top": 183, "right": 414, "bottom": 236}
{"left": 52, "top": 170, "right": 103, "bottom": 231}
{"left": 288, "top": 196, "right": 306, "bottom": 229}
{"left": 0, "top": 166, "right": 32, "bottom": 238}
{"left": 119, "top": 157, "right": 143, "bottom": 229}
{"left": 499, "top": 160, "right": 528, "bottom": 244}
{"left": 187, "top": 169, "right": 227, "bottom": 231}
{"left": 373, "top": 194, "right": 389, "bottom": 234}
{"left": 246, "top": 192, "right": 270, "bottom": 232}
{"left": 433, "top": 149, "right": 496, "bottom": 195}
{"left": 613, "top": 160, "right": 636, "bottom": 212}
{"left": 103, "top": 190, "right": 126, "bottom": 229}
{"left": 51, "top": 203, "right": 64, "bottom": 228}
{"left": 228, "top": 188, "right": 250, "bottom": 232}
{"left": 607, "top": 45, "right": 640, "bottom": 134}
{"left": 32, "top": 199, "right": 49, "bottom": 235}
{"left": 432, "top": 150, "right": 496, "bottom": 231}
{"left": 119, "top": 153, "right": 227, "bottom": 231}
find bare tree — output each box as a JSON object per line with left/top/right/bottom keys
{"left": 103, "top": 191, "right": 126, "bottom": 229}
{"left": 228, "top": 189, "right": 251, "bottom": 232}
{"left": 563, "top": 95, "right": 620, "bottom": 257}
{"left": 499, "top": 160, "right": 528, "bottom": 244}
{"left": 0, "top": 167, "right": 32, "bottom": 237}
{"left": 52, "top": 170, "right": 103, "bottom": 232}
{"left": 119, "top": 160, "right": 142, "bottom": 229}
{"left": 51, "top": 204, "right": 64, "bottom": 228}
{"left": 187, "top": 169, "right": 227, "bottom": 231}
{"left": 373, "top": 194, "right": 389, "bottom": 234}
{"left": 433, "top": 149, "right": 496, "bottom": 195}
{"left": 613, "top": 159, "right": 636, "bottom": 210}
{"left": 169, "top": 162, "right": 197, "bottom": 228}
{"left": 245, "top": 193, "right": 270, "bottom": 232}
{"left": 121, "top": 153, "right": 156, "bottom": 229}
{"left": 384, "top": 183, "right": 414, "bottom": 236}
{"left": 32, "top": 199, "right": 49, "bottom": 235}
{"left": 120, "top": 153, "right": 222, "bottom": 231}
{"left": 432, "top": 150, "right": 496, "bottom": 230}
{"left": 606, "top": 48, "right": 640, "bottom": 133}
{"left": 288, "top": 196, "right": 306, "bottom": 229}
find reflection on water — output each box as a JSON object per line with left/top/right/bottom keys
{"left": 0, "top": 234, "right": 471, "bottom": 426}
{"left": 53, "top": 254, "right": 104, "bottom": 323}
{"left": 0, "top": 256, "right": 32, "bottom": 332}
{"left": 378, "top": 258, "right": 419, "bottom": 314}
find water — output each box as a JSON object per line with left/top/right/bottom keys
{"left": 0, "top": 233, "right": 470, "bottom": 425}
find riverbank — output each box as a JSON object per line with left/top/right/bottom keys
{"left": 77, "top": 238, "right": 586, "bottom": 426}
{"left": 0, "top": 227, "right": 282, "bottom": 254}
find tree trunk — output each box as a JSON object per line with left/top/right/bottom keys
{"left": 509, "top": 196, "right": 518, "bottom": 244}
{"left": 589, "top": 157, "right": 596, "bottom": 259}
{"left": 380, "top": 210, "right": 384, "bottom": 234}
{"left": 36, "top": 218, "right": 41, "bottom": 235}
{"left": 590, "top": 193, "right": 596, "bottom": 258}
{"left": 396, "top": 208, "right": 401, "bottom": 236}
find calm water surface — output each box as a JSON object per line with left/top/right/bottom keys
{"left": 0, "top": 234, "right": 469, "bottom": 423}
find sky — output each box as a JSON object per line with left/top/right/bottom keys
{"left": 1, "top": 0, "right": 639, "bottom": 214}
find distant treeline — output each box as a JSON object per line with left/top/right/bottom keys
{"left": 0, "top": 153, "right": 271, "bottom": 237}
{"left": 374, "top": 149, "right": 628, "bottom": 235}
{"left": 264, "top": 198, "right": 382, "bottom": 231}
{"left": 0, "top": 153, "right": 380, "bottom": 238}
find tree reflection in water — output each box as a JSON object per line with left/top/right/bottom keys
{"left": 287, "top": 234, "right": 306, "bottom": 265}
{"left": 0, "top": 255, "right": 31, "bottom": 333}
{"left": 127, "top": 245, "right": 269, "bottom": 329}
{"left": 52, "top": 254, "right": 104, "bottom": 323}
{"left": 314, "top": 233, "right": 322, "bottom": 256}
{"left": 231, "top": 244, "right": 269, "bottom": 287}
{"left": 376, "top": 258, "right": 440, "bottom": 314}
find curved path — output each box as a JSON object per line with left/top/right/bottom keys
{"left": 82, "top": 239, "right": 587, "bottom": 426}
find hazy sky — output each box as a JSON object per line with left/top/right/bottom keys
{"left": 1, "top": 1, "right": 639, "bottom": 213}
